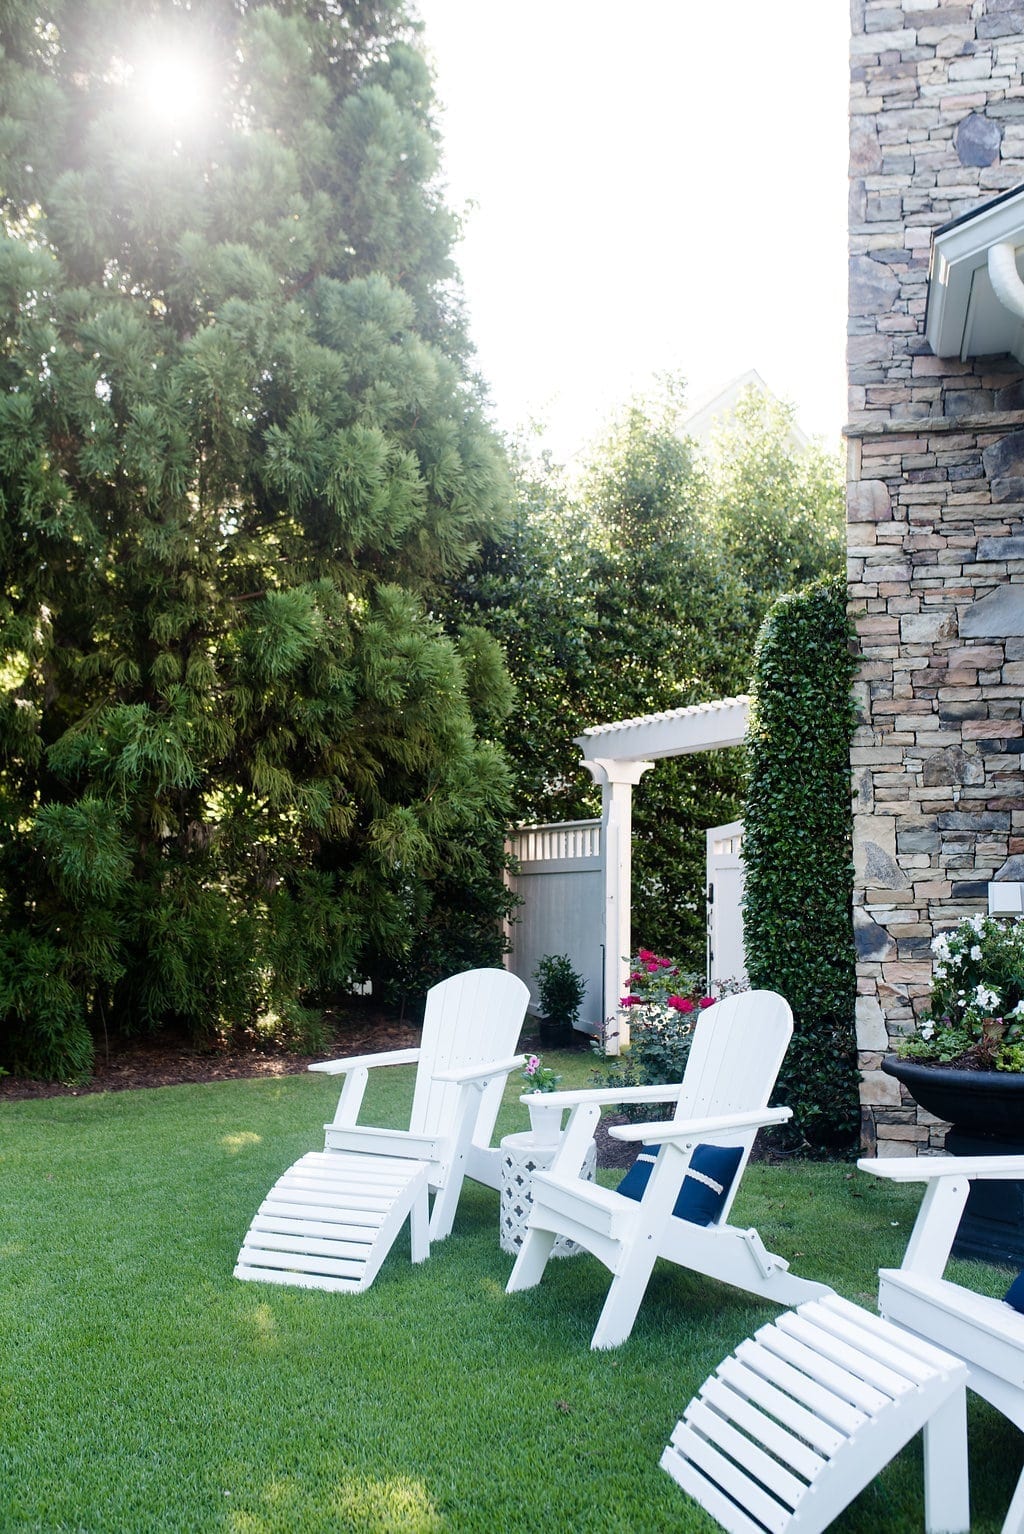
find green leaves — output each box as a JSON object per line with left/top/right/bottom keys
{"left": 0, "top": 0, "right": 514, "bottom": 1074}
{"left": 443, "top": 381, "right": 843, "bottom": 970}
{"left": 743, "top": 576, "right": 860, "bottom": 1149}
{"left": 33, "top": 797, "right": 131, "bottom": 899}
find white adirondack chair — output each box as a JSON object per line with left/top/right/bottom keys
{"left": 235, "top": 968, "right": 529, "bottom": 1293}
{"left": 858, "top": 1153, "right": 1024, "bottom": 1534}
{"left": 505, "top": 989, "right": 832, "bottom": 1349}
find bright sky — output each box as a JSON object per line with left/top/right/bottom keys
{"left": 415, "top": 1, "right": 850, "bottom": 464}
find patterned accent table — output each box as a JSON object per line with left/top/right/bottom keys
{"left": 499, "top": 1131, "right": 597, "bottom": 1258}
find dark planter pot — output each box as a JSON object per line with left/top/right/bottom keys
{"left": 882, "top": 1055, "right": 1024, "bottom": 1265}
{"left": 537, "top": 1017, "right": 574, "bottom": 1047}
{"left": 882, "top": 1056, "right": 1024, "bottom": 1137}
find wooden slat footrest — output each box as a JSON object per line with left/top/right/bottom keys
{"left": 235, "top": 1151, "right": 431, "bottom": 1293}
{"left": 661, "top": 1293, "right": 969, "bottom": 1534}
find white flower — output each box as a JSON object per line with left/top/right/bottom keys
{"left": 933, "top": 964, "right": 947, "bottom": 980}
{"left": 1011, "top": 1001, "right": 1024, "bottom": 1018}
{"left": 919, "top": 1020, "right": 935, "bottom": 1040}
{"left": 931, "top": 933, "right": 951, "bottom": 959}
{"left": 970, "top": 945, "right": 983, "bottom": 962}
{"left": 971, "top": 914, "right": 987, "bottom": 934}
{"left": 975, "top": 984, "right": 1001, "bottom": 1012}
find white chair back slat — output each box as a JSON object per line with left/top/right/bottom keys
{"left": 410, "top": 969, "right": 527, "bottom": 1145}
{"left": 670, "top": 990, "right": 792, "bottom": 1225}
{"left": 674, "top": 990, "right": 791, "bottom": 1123}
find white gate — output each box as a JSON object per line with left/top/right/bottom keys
{"left": 505, "top": 820, "right": 603, "bottom": 1034}
{"left": 706, "top": 820, "right": 746, "bottom": 990}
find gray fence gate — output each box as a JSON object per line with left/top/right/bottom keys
{"left": 505, "top": 820, "right": 603, "bottom": 1035}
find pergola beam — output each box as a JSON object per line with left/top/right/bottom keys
{"left": 575, "top": 696, "right": 750, "bottom": 1053}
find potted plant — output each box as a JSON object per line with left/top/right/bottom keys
{"left": 884, "top": 912, "right": 1024, "bottom": 1261}
{"left": 884, "top": 913, "right": 1024, "bottom": 1133}
{"left": 520, "top": 1053, "right": 563, "bottom": 1144}
{"left": 533, "top": 954, "right": 586, "bottom": 1045}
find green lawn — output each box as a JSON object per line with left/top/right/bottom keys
{"left": 1, "top": 1050, "right": 1020, "bottom": 1533}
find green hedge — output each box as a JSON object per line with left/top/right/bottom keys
{"left": 743, "top": 575, "right": 860, "bottom": 1150}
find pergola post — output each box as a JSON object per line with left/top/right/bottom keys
{"left": 573, "top": 697, "right": 750, "bottom": 1057}
{"left": 582, "top": 756, "right": 655, "bottom": 1055}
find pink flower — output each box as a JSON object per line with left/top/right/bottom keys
{"left": 638, "top": 948, "right": 655, "bottom": 962}
{"left": 525, "top": 1055, "right": 540, "bottom": 1073}
{"left": 658, "top": 957, "right": 673, "bottom": 969}
{"left": 667, "top": 995, "right": 695, "bottom": 1013}
{"left": 698, "top": 996, "right": 716, "bottom": 1009}
{"left": 645, "top": 961, "right": 659, "bottom": 973}
{"left": 620, "top": 995, "right": 637, "bottom": 1007}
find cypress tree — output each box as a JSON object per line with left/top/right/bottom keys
{"left": 0, "top": 0, "right": 512, "bottom": 1076}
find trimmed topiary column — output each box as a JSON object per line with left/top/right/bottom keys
{"left": 743, "top": 575, "right": 860, "bottom": 1150}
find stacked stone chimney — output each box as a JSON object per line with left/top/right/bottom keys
{"left": 849, "top": 0, "right": 1024, "bottom": 1154}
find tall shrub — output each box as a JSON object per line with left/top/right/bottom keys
{"left": 743, "top": 575, "right": 860, "bottom": 1149}
{"left": 448, "top": 384, "right": 845, "bottom": 970}
{"left": 0, "top": 0, "right": 513, "bottom": 1077}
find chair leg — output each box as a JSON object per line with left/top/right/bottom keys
{"left": 409, "top": 1181, "right": 430, "bottom": 1264}
{"left": 1000, "top": 1462, "right": 1024, "bottom": 1534}
{"left": 427, "top": 1171, "right": 464, "bottom": 1243}
{"left": 922, "top": 1388, "right": 969, "bottom": 1534}
{"left": 506, "top": 1225, "right": 557, "bottom": 1292}
{"left": 590, "top": 1243, "right": 659, "bottom": 1350}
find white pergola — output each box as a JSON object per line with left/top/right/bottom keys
{"left": 574, "top": 695, "right": 750, "bottom": 1051}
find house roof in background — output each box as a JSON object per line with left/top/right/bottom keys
{"left": 682, "top": 370, "right": 810, "bottom": 451}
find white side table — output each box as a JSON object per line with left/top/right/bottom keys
{"left": 499, "top": 1132, "right": 597, "bottom": 1258}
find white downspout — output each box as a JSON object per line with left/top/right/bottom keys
{"left": 988, "top": 241, "right": 1024, "bottom": 322}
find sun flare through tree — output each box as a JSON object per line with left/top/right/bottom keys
{"left": 0, "top": 0, "right": 514, "bottom": 1078}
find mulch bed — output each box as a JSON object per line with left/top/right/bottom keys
{"left": 0, "top": 1008, "right": 421, "bottom": 1101}
{"left": 1, "top": 1009, "right": 645, "bottom": 1169}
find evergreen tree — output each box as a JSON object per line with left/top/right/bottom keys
{"left": 705, "top": 389, "right": 844, "bottom": 632}
{"left": 0, "top": 0, "right": 513, "bottom": 1076}
{"left": 446, "top": 382, "right": 844, "bottom": 971}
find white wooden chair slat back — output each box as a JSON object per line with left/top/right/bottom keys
{"left": 674, "top": 990, "right": 792, "bottom": 1123}
{"left": 410, "top": 968, "right": 528, "bottom": 1144}
{"left": 669, "top": 989, "right": 793, "bottom": 1226}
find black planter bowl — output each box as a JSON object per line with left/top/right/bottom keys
{"left": 882, "top": 1054, "right": 1024, "bottom": 1139}
{"left": 882, "top": 1055, "right": 1024, "bottom": 1264}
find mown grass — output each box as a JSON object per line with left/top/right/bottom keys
{"left": 1, "top": 1049, "right": 1020, "bottom": 1533}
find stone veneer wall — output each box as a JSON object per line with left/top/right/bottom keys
{"left": 849, "top": 0, "right": 1024, "bottom": 1156}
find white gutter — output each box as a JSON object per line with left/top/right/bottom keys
{"left": 987, "top": 241, "right": 1024, "bottom": 322}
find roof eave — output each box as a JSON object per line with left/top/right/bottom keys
{"left": 926, "top": 182, "right": 1024, "bottom": 364}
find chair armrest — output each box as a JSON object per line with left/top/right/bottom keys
{"left": 857, "top": 1154, "right": 1024, "bottom": 1279}
{"left": 435, "top": 1054, "right": 526, "bottom": 1085}
{"left": 308, "top": 1048, "right": 421, "bottom": 1076}
{"left": 858, "top": 1154, "right": 1024, "bottom": 1182}
{"left": 608, "top": 1106, "right": 793, "bottom": 1143}
{"left": 519, "top": 1084, "right": 683, "bottom": 1111}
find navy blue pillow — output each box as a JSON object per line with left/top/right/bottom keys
{"left": 616, "top": 1142, "right": 744, "bottom": 1226}
{"left": 1005, "top": 1272, "right": 1024, "bottom": 1312}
